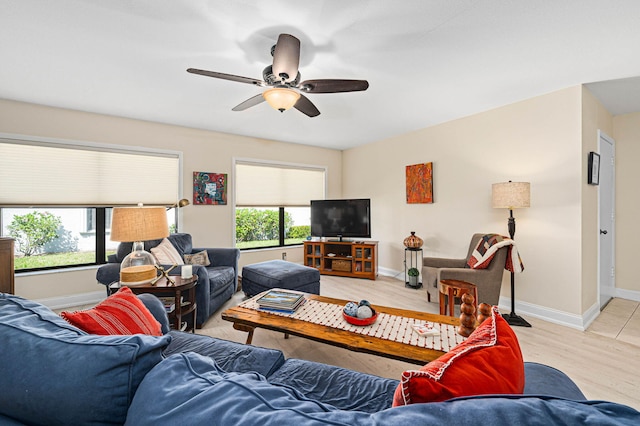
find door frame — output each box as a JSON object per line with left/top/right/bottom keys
{"left": 597, "top": 130, "right": 615, "bottom": 310}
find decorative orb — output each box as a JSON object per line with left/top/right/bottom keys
{"left": 359, "top": 300, "right": 371, "bottom": 307}
{"left": 403, "top": 231, "right": 424, "bottom": 249}
{"left": 343, "top": 302, "right": 359, "bottom": 317}
{"left": 461, "top": 293, "right": 475, "bottom": 304}
{"left": 461, "top": 304, "right": 475, "bottom": 315}
{"left": 357, "top": 305, "right": 374, "bottom": 319}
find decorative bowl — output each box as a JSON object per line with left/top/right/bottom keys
{"left": 343, "top": 309, "right": 378, "bottom": 326}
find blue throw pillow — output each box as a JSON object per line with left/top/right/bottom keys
{"left": 0, "top": 294, "right": 171, "bottom": 426}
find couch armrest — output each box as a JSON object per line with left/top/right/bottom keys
{"left": 96, "top": 263, "right": 121, "bottom": 286}
{"left": 438, "top": 267, "right": 491, "bottom": 281}
{"left": 423, "top": 257, "right": 467, "bottom": 268}
{"left": 137, "top": 293, "right": 171, "bottom": 335}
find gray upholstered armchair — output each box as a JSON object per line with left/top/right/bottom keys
{"left": 96, "top": 233, "right": 239, "bottom": 328}
{"left": 423, "top": 233, "right": 508, "bottom": 306}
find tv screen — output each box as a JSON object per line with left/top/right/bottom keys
{"left": 310, "top": 199, "right": 371, "bottom": 239}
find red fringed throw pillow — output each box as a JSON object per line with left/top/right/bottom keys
{"left": 392, "top": 306, "right": 524, "bottom": 406}
{"left": 61, "top": 287, "right": 162, "bottom": 336}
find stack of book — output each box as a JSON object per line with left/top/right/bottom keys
{"left": 158, "top": 296, "right": 189, "bottom": 313}
{"left": 158, "top": 297, "right": 176, "bottom": 313}
{"left": 256, "top": 289, "right": 306, "bottom": 313}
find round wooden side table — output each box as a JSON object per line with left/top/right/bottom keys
{"left": 109, "top": 275, "right": 197, "bottom": 332}
{"left": 439, "top": 279, "right": 478, "bottom": 317}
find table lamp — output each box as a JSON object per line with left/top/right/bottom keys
{"left": 492, "top": 181, "right": 531, "bottom": 327}
{"left": 110, "top": 204, "right": 169, "bottom": 285}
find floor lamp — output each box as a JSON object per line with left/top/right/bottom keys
{"left": 492, "top": 181, "right": 531, "bottom": 327}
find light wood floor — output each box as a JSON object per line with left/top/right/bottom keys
{"left": 588, "top": 297, "right": 640, "bottom": 346}
{"left": 197, "top": 274, "right": 640, "bottom": 411}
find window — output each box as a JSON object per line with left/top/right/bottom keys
{"left": 0, "top": 137, "right": 181, "bottom": 272}
{"left": 1, "top": 206, "right": 177, "bottom": 271}
{"left": 85, "top": 208, "right": 113, "bottom": 233}
{"left": 2, "top": 207, "right": 102, "bottom": 270}
{"left": 235, "top": 161, "right": 325, "bottom": 249}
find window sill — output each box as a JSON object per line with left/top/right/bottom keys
{"left": 15, "top": 264, "right": 100, "bottom": 277}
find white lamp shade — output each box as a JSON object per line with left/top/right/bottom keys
{"left": 492, "top": 182, "right": 530, "bottom": 209}
{"left": 263, "top": 88, "right": 301, "bottom": 111}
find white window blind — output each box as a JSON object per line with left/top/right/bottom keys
{"left": 0, "top": 138, "right": 180, "bottom": 206}
{"left": 236, "top": 162, "right": 325, "bottom": 207}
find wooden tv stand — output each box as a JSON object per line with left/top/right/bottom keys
{"left": 303, "top": 240, "right": 378, "bottom": 280}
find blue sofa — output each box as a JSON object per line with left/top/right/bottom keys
{"left": 96, "top": 233, "right": 240, "bottom": 327}
{"left": 1, "top": 292, "right": 639, "bottom": 426}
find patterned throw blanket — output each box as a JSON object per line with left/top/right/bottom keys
{"left": 466, "top": 234, "right": 524, "bottom": 273}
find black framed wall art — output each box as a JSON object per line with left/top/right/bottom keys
{"left": 588, "top": 152, "right": 600, "bottom": 185}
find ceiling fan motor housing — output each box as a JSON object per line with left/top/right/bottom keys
{"left": 263, "top": 65, "right": 300, "bottom": 87}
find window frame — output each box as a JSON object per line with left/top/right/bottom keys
{"left": 0, "top": 133, "right": 184, "bottom": 273}
{"left": 234, "top": 158, "right": 326, "bottom": 251}
{"left": 1, "top": 206, "right": 111, "bottom": 273}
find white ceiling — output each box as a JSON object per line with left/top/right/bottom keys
{"left": 1, "top": 0, "right": 640, "bottom": 150}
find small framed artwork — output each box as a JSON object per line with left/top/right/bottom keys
{"left": 406, "top": 162, "right": 434, "bottom": 203}
{"left": 588, "top": 152, "right": 600, "bottom": 185}
{"left": 193, "top": 172, "right": 228, "bottom": 205}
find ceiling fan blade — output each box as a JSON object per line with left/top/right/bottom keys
{"left": 187, "top": 68, "right": 265, "bottom": 86}
{"left": 294, "top": 94, "right": 320, "bottom": 117}
{"left": 298, "top": 79, "right": 369, "bottom": 93}
{"left": 272, "top": 34, "right": 300, "bottom": 83}
{"left": 232, "top": 94, "right": 266, "bottom": 111}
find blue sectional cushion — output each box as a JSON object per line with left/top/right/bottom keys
{"left": 524, "top": 362, "right": 586, "bottom": 400}
{"left": 163, "top": 331, "right": 285, "bottom": 377}
{"left": 267, "top": 358, "right": 398, "bottom": 413}
{"left": 0, "top": 294, "right": 171, "bottom": 426}
{"left": 125, "top": 352, "right": 640, "bottom": 426}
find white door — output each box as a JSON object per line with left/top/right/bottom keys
{"left": 599, "top": 131, "right": 615, "bottom": 310}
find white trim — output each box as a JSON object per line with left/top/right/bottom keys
{"left": 499, "top": 296, "right": 598, "bottom": 331}
{"left": 36, "top": 290, "right": 105, "bottom": 311}
{"left": 615, "top": 288, "right": 640, "bottom": 303}
{"left": 378, "top": 266, "right": 399, "bottom": 278}
{"left": 0, "top": 132, "right": 181, "bottom": 157}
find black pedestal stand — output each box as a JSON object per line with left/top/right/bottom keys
{"left": 505, "top": 210, "right": 531, "bottom": 327}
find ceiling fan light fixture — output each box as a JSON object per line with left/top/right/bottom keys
{"left": 263, "top": 87, "right": 300, "bottom": 112}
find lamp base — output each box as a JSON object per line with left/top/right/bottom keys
{"left": 120, "top": 264, "right": 156, "bottom": 285}
{"left": 504, "top": 312, "right": 532, "bottom": 327}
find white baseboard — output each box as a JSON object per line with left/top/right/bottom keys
{"left": 614, "top": 287, "right": 640, "bottom": 302}
{"left": 498, "top": 296, "right": 599, "bottom": 331}
{"left": 36, "top": 290, "right": 105, "bottom": 311}
{"left": 378, "top": 267, "right": 404, "bottom": 280}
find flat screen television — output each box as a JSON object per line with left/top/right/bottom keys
{"left": 310, "top": 199, "right": 371, "bottom": 240}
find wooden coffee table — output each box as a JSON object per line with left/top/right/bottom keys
{"left": 221, "top": 293, "right": 461, "bottom": 365}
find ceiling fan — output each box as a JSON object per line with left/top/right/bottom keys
{"left": 187, "top": 34, "right": 369, "bottom": 117}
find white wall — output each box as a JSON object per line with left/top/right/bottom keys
{"left": 0, "top": 98, "right": 342, "bottom": 303}
{"left": 612, "top": 112, "right": 640, "bottom": 295}
{"left": 343, "top": 86, "right": 590, "bottom": 323}
{"left": 4, "top": 88, "right": 633, "bottom": 326}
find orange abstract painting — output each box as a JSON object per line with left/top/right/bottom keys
{"left": 406, "top": 162, "right": 433, "bottom": 204}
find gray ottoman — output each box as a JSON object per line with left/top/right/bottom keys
{"left": 242, "top": 260, "right": 320, "bottom": 297}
